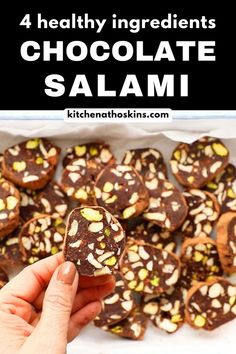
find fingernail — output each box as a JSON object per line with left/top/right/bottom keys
{"left": 57, "top": 261, "right": 76, "bottom": 285}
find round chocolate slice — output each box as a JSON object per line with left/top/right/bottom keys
{"left": 61, "top": 158, "right": 96, "bottom": 205}
{"left": 36, "top": 182, "right": 68, "bottom": 218}
{"left": 103, "top": 308, "right": 148, "bottom": 340}
{"left": 94, "top": 271, "right": 135, "bottom": 327}
{"left": 0, "top": 219, "right": 24, "bottom": 266}
{"left": 143, "top": 177, "right": 188, "bottom": 231}
{"left": 0, "top": 178, "right": 20, "bottom": 240}
{"left": 181, "top": 189, "right": 220, "bottom": 238}
{"left": 19, "top": 215, "right": 66, "bottom": 264}
{"left": 205, "top": 163, "right": 236, "bottom": 213}
{"left": 186, "top": 277, "right": 236, "bottom": 330}
{"left": 20, "top": 182, "right": 68, "bottom": 221}
{"left": 0, "top": 154, "right": 3, "bottom": 178}
{"left": 0, "top": 266, "right": 9, "bottom": 289}
{"left": 95, "top": 164, "right": 149, "bottom": 220}
{"left": 127, "top": 221, "right": 177, "bottom": 253}
{"left": 143, "top": 285, "right": 185, "bottom": 334}
{"left": 122, "top": 148, "right": 167, "bottom": 181}
{"left": 121, "top": 242, "right": 180, "bottom": 295}
{"left": 63, "top": 206, "right": 126, "bottom": 276}
{"left": 216, "top": 212, "right": 236, "bottom": 273}
{"left": 20, "top": 188, "right": 41, "bottom": 221}
{"left": 2, "top": 138, "right": 60, "bottom": 190}
{"left": 180, "top": 237, "right": 223, "bottom": 289}
{"left": 63, "top": 141, "right": 115, "bottom": 169}
{"left": 170, "top": 136, "right": 229, "bottom": 188}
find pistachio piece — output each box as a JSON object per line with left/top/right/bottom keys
{"left": 194, "top": 315, "right": 206, "bottom": 327}
{"left": 212, "top": 143, "right": 228, "bottom": 157}
{"left": 26, "top": 138, "right": 40, "bottom": 149}
{"left": 75, "top": 145, "right": 86, "bottom": 156}
{"left": 104, "top": 256, "right": 117, "bottom": 266}
{"left": 12, "top": 161, "right": 26, "bottom": 172}
{"left": 80, "top": 208, "right": 103, "bottom": 221}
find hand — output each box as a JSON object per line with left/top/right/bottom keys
{"left": 0, "top": 253, "right": 115, "bottom": 354}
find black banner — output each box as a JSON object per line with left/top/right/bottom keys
{"left": 0, "top": 5, "right": 235, "bottom": 110}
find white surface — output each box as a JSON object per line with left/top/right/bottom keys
{"left": 1, "top": 116, "right": 236, "bottom": 354}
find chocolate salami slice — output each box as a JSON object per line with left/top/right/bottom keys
{"left": 127, "top": 221, "right": 177, "bottom": 253}
{"left": 95, "top": 164, "right": 149, "bottom": 220}
{"left": 216, "top": 212, "right": 236, "bottom": 273}
{"left": 122, "top": 148, "right": 167, "bottom": 181}
{"left": 0, "top": 154, "right": 3, "bottom": 178}
{"left": 94, "top": 271, "right": 135, "bottom": 327}
{"left": 170, "top": 137, "right": 229, "bottom": 188}
{"left": 143, "top": 285, "right": 186, "bottom": 333}
{"left": 36, "top": 182, "right": 68, "bottom": 218}
{"left": 0, "top": 267, "right": 9, "bottom": 289}
{"left": 104, "top": 308, "right": 148, "bottom": 340}
{"left": 0, "top": 219, "right": 24, "bottom": 266}
{"left": 205, "top": 163, "right": 236, "bottom": 213}
{"left": 20, "top": 182, "right": 68, "bottom": 221}
{"left": 63, "top": 207, "right": 125, "bottom": 276}
{"left": 20, "top": 189, "right": 41, "bottom": 221}
{"left": 143, "top": 177, "right": 188, "bottom": 231}
{"left": 186, "top": 277, "right": 236, "bottom": 330}
{"left": 121, "top": 242, "right": 180, "bottom": 295}
{"left": 61, "top": 158, "right": 96, "bottom": 205}
{"left": 181, "top": 189, "right": 219, "bottom": 238}
{"left": 0, "top": 178, "right": 20, "bottom": 240}
{"left": 180, "top": 237, "right": 223, "bottom": 289}
{"left": 2, "top": 138, "right": 60, "bottom": 190}
{"left": 19, "top": 215, "right": 66, "bottom": 264}
{"left": 63, "top": 141, "right": 115, "bottom": 169}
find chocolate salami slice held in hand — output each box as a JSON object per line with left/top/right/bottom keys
{"left": 186, "top": 277, "right": 236, "bottom": 330}
{"left": 216, "top": 212, "right": 236, "bottom": 273}
{"left": 95, "top": 164, "right": 149, "bottom": 220}
{"left": 63, "top": 206, "right": 126, "bottom": 276}
{"left": 143, "top": 177, "right": 188, "bottom": 231}
{"left": 94, "top": 271, "right": 135, "bottom": 327}
{"left": 2, "top": 138, "right": 61, "bottom": 190}
{"left": 181, "top": 189, "right": 220, "bottom": 238}
{"left": 0, "top": 178, "right": 20, "bottom": 240}
{"left": 170, "top": 137, "right": 229, "bottom": 188}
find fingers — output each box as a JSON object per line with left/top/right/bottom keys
{"left": 72, "top": 278, "right": 115, "bottom": 314}
{"left": 67, "top": 301, "right": 101, "bottom": 342}
{"left": 24, "top": 262, "right": 79, "bottom": 353}
{"left": 1, "top": 253, "right": 63, "bottom": 303}
{"left": 32, "top": 276, "right": 115, "bottom": 313}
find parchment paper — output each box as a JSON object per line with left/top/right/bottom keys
{"left": 0, "top": 117, "right": 236, "bottom": 354}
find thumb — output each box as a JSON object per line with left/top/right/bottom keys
{"left": 31, "top": 262, "right": 78, "bottom": 352}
